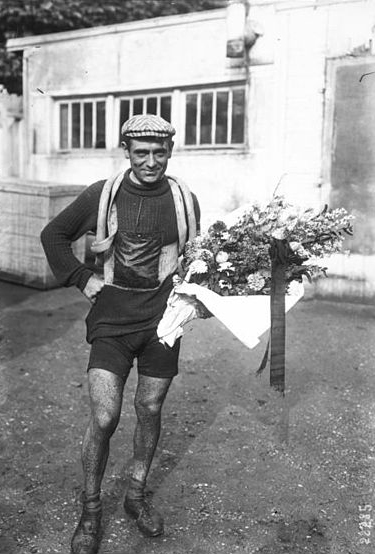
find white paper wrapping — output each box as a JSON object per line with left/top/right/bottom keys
{"left": 157, "top": 281, "right": 304, "bottom": 350}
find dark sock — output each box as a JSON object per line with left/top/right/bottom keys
{"left": 83, "top": 491, "right": 102, "bottom": 513}
{"left": 126, "top": 477, "right": 145, "bottom": 501}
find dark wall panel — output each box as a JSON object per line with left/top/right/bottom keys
{"left": 331, "top": 61, "right": 375, "bottom": 254}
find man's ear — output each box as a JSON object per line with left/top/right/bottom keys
{"left": 168, "top": 141, "right": 174, "bottom": 158}
{"left": 121, "top": 141, "right": 130, "bottom": 159}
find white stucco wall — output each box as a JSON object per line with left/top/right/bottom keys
{"left": 5, "top": 0, "right": 375, "bottom": 298}
{"left": 7, "top": 0, "right": 375, "bottom": 226}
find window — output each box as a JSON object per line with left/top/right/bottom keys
{"left": 118, "top": 93, "right": 172, "bottom": 144}
{"left": 55, "top": 85, "right": 246, "bottom": 152}
{"left": 58, "top": 99, "right": 106, "bottom": 149}
{"left": 184, "top": 86, "right": 245, "bottom": 147}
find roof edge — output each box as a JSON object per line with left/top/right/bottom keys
{"left": 6, "top": 8, "right": 226, "bottom": 52}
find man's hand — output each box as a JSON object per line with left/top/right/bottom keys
{"left": 83, "top": 274, "right": 105, "bottom": 304}
{"left": 174, "top": 281, "right": 201, "bottom": 297}
{"left": 175, "top": 281, "right": 213, "bottom": 319}
{"left": 174, "top": 281, "right": 199, "bottom": 296}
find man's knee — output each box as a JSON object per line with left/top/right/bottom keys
{"left": 92, "top": 405, "right": 120, "bottom": 435}
{"left": 88, "top": 367, "right": 124, "bottom": 435}
{"left": 134, "top": 395, "right": 162, "bottom": 418}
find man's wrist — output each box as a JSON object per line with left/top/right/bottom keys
{"left": 76, "top": 270, "right": 94, "bottom": 292}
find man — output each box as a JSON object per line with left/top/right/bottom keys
{"left": 41, "top": 114, "right": 200, "bottom": 554}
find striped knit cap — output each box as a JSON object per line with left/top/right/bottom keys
{"left": 121, "top": 114, "right": 176, "bottom": 138}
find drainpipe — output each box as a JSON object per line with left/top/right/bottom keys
{"left": 226, "top": 0, "right": 263, "bottom": 150}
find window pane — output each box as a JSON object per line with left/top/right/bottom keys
{"left": 160, "top": 96, "right": 171, "bottom": 121}
{"left": 96, "top": 101, "right": 106, "bottom": 148}
{"left": 215, "top": 91, "right": 228, "bottom": 144}
{"left": 119, "top": 99, "right": 130, "bottom": 145}
{"left": 71, "top": 103, "right": 81, "bottom": 148}
{"left": 200, "top": 92, "right": 213, "bottom": 144}
{"left": 185, "top": 94, "right": 197, "bottom": 145}
{"left": 59, "top": 104, "right": 69, "bottom": 149}
{"left": 231, "top": 88, "right": 245, "bottom": 144}
{"left": 133, "top": 98, "right": 143, "bottom": 115}
{"left": 147, "top": 97, "right": 157, "bottom": 115}
{"left": 83, "top": 103, "right": 93, "bottom": 148}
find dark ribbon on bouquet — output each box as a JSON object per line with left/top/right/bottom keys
{"left": 257, "top": 239, "right": 288, "bottom": 393}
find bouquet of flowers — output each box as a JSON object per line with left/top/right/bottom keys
{"left": 157, "top": 196, "right": 354, "bottom": 348}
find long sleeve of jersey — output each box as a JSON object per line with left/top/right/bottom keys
{"left": 40, "top": 180, "right": 105, "bottom": 291}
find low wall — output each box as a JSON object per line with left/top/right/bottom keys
{"left": 311, "top": 253, "right": 375, "bottom": 304}
{"left": 0, "top": 179, "right": 86, "bottom": 289}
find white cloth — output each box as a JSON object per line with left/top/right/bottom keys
{"left": 156, "top": 291, "right": 201, "bottom": 347}
{"left": 157, "top": 281, "right": 304, "bottom": 349}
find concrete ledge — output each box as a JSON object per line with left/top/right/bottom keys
{"left": 0, "top": 178, "right": 85, "bottom": 197}
{"left": 0, "top": 179, "right": 86, "bottom": 289}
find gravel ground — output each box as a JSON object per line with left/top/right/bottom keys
{"left": 0, "top": 282, "right": 374, "bottom": 554}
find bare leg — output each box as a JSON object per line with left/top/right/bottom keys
{"left": 131, "top": 374, "right": 172, "bottom": 483}
{"left": 123, "top": 374, "right": 171, "bottom": 537}
{"left": 72, "top": 368, "right": 124, "bottom": 554}
{"left": 82, "top": 368, "right": 125, "bottom": 500}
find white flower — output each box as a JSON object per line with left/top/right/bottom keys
{"left": 246, "top": 273, "right": 266, "bottom": 291}
{"left": 271, "top": 227, "right": 288, "bottom": 240}
{"left": 218, "top": 261, "right": 234, "bottom": 272}
{"left": 216, "top": 251, "right": 229, "bottom": 263}
{"left": 289, "top": 241, "right": 301, "bottom": 252}
{"left": 219, "top": 279, "right": 232, "bottom": 290}
{"left": 289, "top": 241, "right": 309, "bottom": 258}
{"left": 189, "top": 260, "right": 208, "bottom": 274}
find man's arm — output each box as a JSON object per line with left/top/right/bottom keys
{"left": 40, "top": 180, "right": 105, "bottom": 293}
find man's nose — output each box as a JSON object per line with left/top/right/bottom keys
{"left": 146, "top": 153, "right": 157, "bottom": 167}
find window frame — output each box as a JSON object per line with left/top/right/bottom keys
{"left": 56, "top": 97, "right": 107, "bottom": 151}
{"left": 54, "top": 82, "right": 247, "bottom": 153}
{"left": 182, "top": 83, "right": 246, "bottom": 150}
{"left": 116, "top": 92, "right": 173, "bottom": 147}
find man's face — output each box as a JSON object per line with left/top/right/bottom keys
{"left": 123, "top": 137, "right": 173, "bottom": 185}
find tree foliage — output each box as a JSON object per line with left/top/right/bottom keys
{"left": 0, "top": 0, "right": 226, "bottom": 94}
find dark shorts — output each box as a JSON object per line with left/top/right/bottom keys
{"left": 87, "top": 329, "right": 180, "bottom": 382}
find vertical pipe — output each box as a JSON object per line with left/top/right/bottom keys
{"left": 22, "top": 49, "right": 30, "bottom": 178}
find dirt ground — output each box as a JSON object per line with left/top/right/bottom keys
{"left": 0, "top": 281, "right": 375, "bottom": 554}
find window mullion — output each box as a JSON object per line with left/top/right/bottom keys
{"left": 157, "top": 95, "right": 161, "bottom": 117}
{"left": 68, "top": 102, "right": 72, "bottom": 149}
{"left": 196, "top": 92, "right": 201, "bottom": 146}
{"left": 80, "top": 102, "right": 84, "bottom": 148}
{"left": 92, "top": 101, "right": 97, "bottom": 149}
{"left": 212, "top": 91, "right": 217, "bottom": 145}
{"left": 227, "top": 90, "right": 233, "bottom": 145}
{"left": 113, "top": 97, "right": 120, "bottom": 149}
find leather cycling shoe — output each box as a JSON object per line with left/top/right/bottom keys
{"left": 71, "top": 496, "right": 102, "bottom": 554}
{"left": 124, "top": 478, "right": 164, "bottom": 537}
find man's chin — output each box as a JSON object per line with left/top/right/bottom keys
{"left": 130, "top": 169, "right": 165, "bottom": 186}
{"left": 140, "top": 174, "right": 161, "bottom": 185}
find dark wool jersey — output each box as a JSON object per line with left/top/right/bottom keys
{"left": 40, "top": 170, "right": 200, "bottom": 343}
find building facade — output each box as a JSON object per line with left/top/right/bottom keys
{"left": 5, "top": 0, "right": 375, "bottom": 298}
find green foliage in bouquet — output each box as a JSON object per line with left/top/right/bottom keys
{"left": 182, "top": 196, "right": 354, "bottom": 296}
